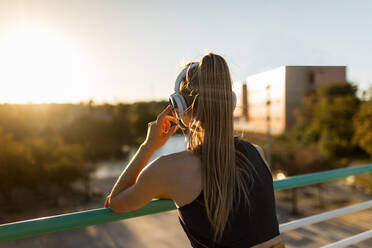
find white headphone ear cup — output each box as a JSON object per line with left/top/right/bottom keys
{"left": 232, "top": 91, "right": 237, "bottom": 111}
{"left": 172, "top": 93, "right": 187, "bottom": 118}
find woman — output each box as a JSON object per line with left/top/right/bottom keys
{"left": 104, "top": 53, "right": 284, "bottom": 247}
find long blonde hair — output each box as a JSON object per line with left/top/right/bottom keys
{"left": 180, "top": 53, "right": 254, "bottom": 242}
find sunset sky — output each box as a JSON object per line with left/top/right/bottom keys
{"left": 0, "top": 0, "right": 371, "bottom": 103}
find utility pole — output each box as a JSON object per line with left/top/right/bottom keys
{"left": 266, "top": 84, "right": 272, "bottom": 168}
{"left": 242, "top": 82, "right": 248, "bottom": 121}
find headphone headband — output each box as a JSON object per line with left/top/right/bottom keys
{"left": 174, "top": 62, "right": 199, "bottom": 92}
{"left": 169, "top": 61, "right": 237, "bottom": 122}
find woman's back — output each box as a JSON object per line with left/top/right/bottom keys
{"left": 107, "top": 53, "right": 283, "bottom": 247}
{"left": 176, "top": 136, "right": 280, "bottom": 247}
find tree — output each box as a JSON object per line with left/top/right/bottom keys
{"left": 353, "top": 99, "right": 372, "bottom": 156}
{"left": 353, "top": 98, "right": 372, "bottom": 192}
{"left": 273, "top": 82, "right": 359, "bottom": 214}
{"left": 291, "top": 82, "right": 360, "bottom": 157}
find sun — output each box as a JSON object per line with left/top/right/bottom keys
{"left": 0, "top": 23, "right": 91, "bottom": 103}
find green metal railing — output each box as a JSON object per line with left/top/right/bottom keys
{"left": 1, "top": 163, "right": 372, "bottom": 243}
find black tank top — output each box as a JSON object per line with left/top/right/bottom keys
{"left": 177, "top": 136, "right": 280, "bottom": 247}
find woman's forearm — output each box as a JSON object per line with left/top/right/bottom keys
{"left": 109, "top": 143, "right": 155, "bottom": 199}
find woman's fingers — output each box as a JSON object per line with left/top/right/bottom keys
{"left": 165, "top": 119, "right": 171, "bottom": 131}
{"left": 157, "top": 105, "right": 172, "bottom": 122}
{"left": 152, "top": 105, "right": 179, "bottom": 136}
{"left": 162, "top": 123, "right": 166, "bottom": 133}
{"left": 162, "top": 120, "right": 171, "bottom": 134}
{"left": 164, "top": 115, "right": 178, "bottom": 124}
{"left": 157, "top": 105, "right": 178, "bottom": 122}
{"left": 159, "top": 115, "right": 177, "bottom": 134}
{"left": 104, "top": 195, "right": 111, "bottom": 208}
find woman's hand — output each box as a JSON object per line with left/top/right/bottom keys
{"left": 143, "top": 105, "right": 179, "bottom": 152}
{"left": 104, "top": 194, "right": 111, "bottom": 208}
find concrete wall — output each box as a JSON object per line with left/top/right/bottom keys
{"left": 234, "top": 66, "right": 286, "bottom": 134}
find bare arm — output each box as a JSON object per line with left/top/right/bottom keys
{"left": 104, "top": 105, "right": 178, "bottom": 208}
{"left": 109, "top": 155, "right": 171, "bottom": 213}
{"left": 109, "top": 143, "right": 155, "bottom": 199}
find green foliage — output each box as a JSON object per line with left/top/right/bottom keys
{"left": 353, "top": 96, "right": 372, "bottom": 192}
{"left": 353, "top": 99, "right": 372, "bottom": 157}
{"left": 61, "top": 113, "right": 114, "bottom": 161}
{"left": 272, "top": 139, "right": 342, "bottom": 177}
{"left": 314, "top": 86, "right": 359, "bottom": 156}
{"left": 273, "top": 82, "right": 360, "bottom": 176}
{"left": 291, "top": 82, "right": 360, "bottom": 157}
{"left": 0, "top": 100, "right": 168, "bottom": 201}
{"left": 0, "top": 128, "right": 34, "bottom": 199}
{"left": 129, "top": 101, "right": 169, "bottom": 145}
{"left": 0, "top": 129, "right": 86, "bottom": 201}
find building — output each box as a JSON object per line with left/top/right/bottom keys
{"left": 234, "top": 66, "right": 346, "bottom": 134}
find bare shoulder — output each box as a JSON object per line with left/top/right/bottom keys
{"left": 161, "top": 150, "right": 202, "bottom": 176}
{"left": 252, "top": 144, "right": 271, "bottom": 171}
{"left": 163, "top": 150, "right": 201, "bottom": 164}
{"left": 252, "top": 144, "right": 264, "bottom": 155}
{"left": 141, "top": 151, "right": 200, "bottom": 180}
{"left": 148, "top": 150, "right": 202, "bottom": 204}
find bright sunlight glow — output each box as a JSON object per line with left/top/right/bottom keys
{"left": 276, "top": 172, "right": 287, "bottom": 180}
{"left": 0, "top": 23, "right": 92, "bottom": 103}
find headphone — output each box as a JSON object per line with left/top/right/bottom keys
{"left": 169, "top": 62, "right": 237, "bottom": 126}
